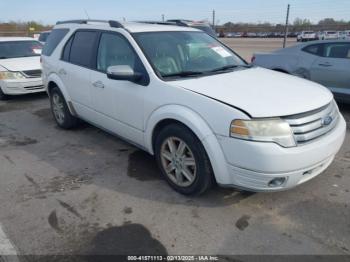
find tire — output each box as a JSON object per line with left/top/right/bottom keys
{"left": 154, "top": 123, "right": 213, "bottom": 196}
{"left": 0, "top": 87, "right": 8, "bottom": 100}
{"left": 50, "top": 87, "right": 79, "bottom": 129}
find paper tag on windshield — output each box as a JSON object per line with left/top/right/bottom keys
{"left": 211, "top": 46, "right": 232, "bottom": 58}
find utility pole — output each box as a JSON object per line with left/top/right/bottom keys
{"left": 162, "top": 14, "right": 165, "bottom": 22}
{"left": 212, "top": 10, "right": 216, "bottom": 30}
{"left": 283, "top": 4, "right": 290, "bottom": 48}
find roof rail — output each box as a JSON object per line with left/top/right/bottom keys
{"left": 136, "top": 21, "right": 186, "bottom": 27}
{"left": 56, "top": 19, "right": 124, "bottom": 28}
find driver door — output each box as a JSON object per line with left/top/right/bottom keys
{"left": 89, "top": 32, "right": 147, "bottom": 146}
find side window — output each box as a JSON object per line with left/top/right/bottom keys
{"left": 323, "top": 43, "right": 350, "bottom": 59}
{"left": 61, "top": 36, "right": 73, "bottom": 62}
{"left": 97, "top": 33, "right": 137, "bottom": 72}
{"left": 70, "top": 31, "right": 98, "bottom": 68}
{"left": 302, "top": 44, "right": 321, "bottom": 56}
{"left": 42, "top": 29, "right": 69, "bottom": 56}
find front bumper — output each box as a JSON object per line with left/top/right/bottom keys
{"left": 0, "top": 78, "right": 45, "bottom": 95}
{"left": 216, "top": 115, "right": 346, "bottom": 191}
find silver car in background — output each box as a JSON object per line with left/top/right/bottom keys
{"left": 252, "top": 40, "right": 350, "bottom": 102}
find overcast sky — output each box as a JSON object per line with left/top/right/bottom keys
{"left": 0, "top": 0, "right": 349, "bottom": 25}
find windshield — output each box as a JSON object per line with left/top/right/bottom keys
{"left": 0, "top": 41, "right": 43, "bottom": 59}
{"left": 133, "top": 31, "right": 246, "bottom": 79}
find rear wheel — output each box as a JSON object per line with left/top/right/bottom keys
{"left": 155, "top": 123, "right": 213, "bottom": 196}
{"left": 50, "top": 87, "right": 79, "bottom": 129}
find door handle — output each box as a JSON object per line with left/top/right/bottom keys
{"left": 58, "top": 69, "right": 67, "bottom": 75}
{"left": 92, "top": 81, "right": 104, "bottom": 89}
{"left": 318, "top": 63, "right": 332, "bottom": 67}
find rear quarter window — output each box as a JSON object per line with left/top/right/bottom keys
{"left": 302, "top": 44, "right": 321, "bottom": 56}
{"left": 42, "top": 29, "right": 69, "bottom": 56}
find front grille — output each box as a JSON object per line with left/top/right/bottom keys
{"left": 283, "top": 101, "right": 339, "bottom": 145}
{"left": 22, "top": 69, "right": 42, "bottom": 78}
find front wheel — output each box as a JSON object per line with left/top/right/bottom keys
{"left": 0, "top": 87, "right": 8, "bottom": 100}
{"left": 50, "top": 87, "right": 79, "bottom": 129}
{"left": 155, "top": 123, "right": 213, "bottom": 196}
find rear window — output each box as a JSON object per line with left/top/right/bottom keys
{"left": 42, "top": 29, "right": 69, "bottom": 56}
{"left": 69, "top": 31, "right": 98, "bottom": 68}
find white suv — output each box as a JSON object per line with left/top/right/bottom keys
{"left": 297, "top": 31, "right": 317, "bottom": 42}
{"left": 42, "top": 20, "right": 346, "bottom": 195}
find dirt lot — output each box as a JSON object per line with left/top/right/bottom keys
{"left": 222, "top": 38, "right": 297, "bottom": 61}
{"left": 0, "top": 39, "right": 349, "bottom": 260}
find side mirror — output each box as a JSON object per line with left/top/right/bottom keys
{"left": 107, "top": 65, "right": 143, "bottom": 83}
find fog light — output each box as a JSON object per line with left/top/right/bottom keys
{"left": 268, "top": 177, "right": 286, "bottom": 188}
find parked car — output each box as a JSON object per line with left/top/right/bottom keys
{"left": 0, "top": 37, "right": 44, "bottom": 100}
{"left": 38, "top": 31, "right": 51, "bottom": 44}
{"left": 252, "top": 40, "right": 350, "bottom": 102}
{"left": 340, "top": 30, "right": 350, "bottom": 40}
{"left": 337, "top": 31, "right": 345, "bottom": 39}
{"left": 297, "top": 31, "right": 317, "bottom": 42}
{"left": 42, "top": 20, "right": 345, "bottom": 195}
{"left": 318, "top": 31, "right": 338, "bottom": 40}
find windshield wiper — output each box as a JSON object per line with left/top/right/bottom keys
{"left": 162, "top": 71, "right": 204, "bottom": 78}
{"left": 210, "top": 64, "right": 253, "bottom": 73}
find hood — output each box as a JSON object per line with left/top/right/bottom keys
{"left": 0, "top": 56, "right": 41, "bottom": 72}
{"left": 171, "top": 67, "right": 333, "bottom": 118}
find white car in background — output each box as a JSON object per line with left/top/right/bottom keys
{"left": 252, "top": 40, "right": 350, "bottom": 102}
{"left": 0, "top": 37, "right": 44, "bottom": 100}
{"left": 297, "top": 31, "right": 317, "bottom": 42}
{"left": 38, "top": 31, "right": 51, "bottom": 44}
{"left": 318, "top": 31, "right": 338, "bottom": 40}
{"left": 340, "top": 30, "right": 350, "bottom": 40}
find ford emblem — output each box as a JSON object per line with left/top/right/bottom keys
{"left": 322, "top": 116, "right": 333, "bottom": 126}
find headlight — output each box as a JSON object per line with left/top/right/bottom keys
{"left": 0, "top": 71, "right": 26, "bottom": 80}
{"left": 230, "top": 118, "right": 296, "bottom": 147}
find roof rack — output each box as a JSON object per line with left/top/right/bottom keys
{"left": 136, "top": 21, "right": 187, "bottom": 27}
{"left": 56, "top": 19, "right": 124, "bottom": 28}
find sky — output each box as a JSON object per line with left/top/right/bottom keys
{"left": 0, "top": 0, "right": 349, "bottom": 25}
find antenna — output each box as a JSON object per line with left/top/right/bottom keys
{"left": 84, "top": 9, "right": 90, "bottom": 20}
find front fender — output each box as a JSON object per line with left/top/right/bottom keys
{"left": 144, "top": 105, "right": 230, "bottom": 184}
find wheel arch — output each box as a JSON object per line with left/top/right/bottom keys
{"left": 145, "top": 105, "right": 230, "bottom": 184}
{"left": 47, "top": 73, "right": 76, "bottom": 116}
{"left": 272, "top": 68, "right": 290, "bottom": 74}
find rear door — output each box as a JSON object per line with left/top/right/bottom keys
{"left": 59, "top": 30, "right": 99, "bottom": 118}
{"left": 310, "top": 42, "right": 350, "bottom": 93}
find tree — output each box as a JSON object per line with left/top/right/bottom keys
{"left": 293, "top": 18, "right": 312, "bottom": 26}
